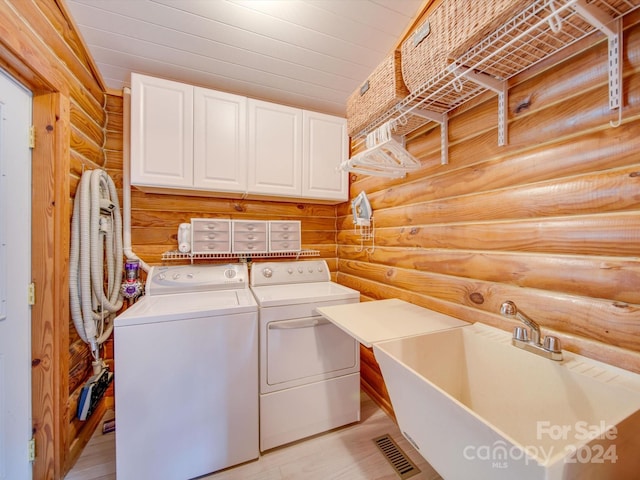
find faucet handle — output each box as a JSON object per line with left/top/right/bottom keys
{"left": 543, "top": 335, "right": 562, "bottom": 353}
{"left": 513, "top": 326, "right": 529, "bottom": 342}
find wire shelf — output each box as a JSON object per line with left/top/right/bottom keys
{"left": 161, "top": 249, "right": 321, "bottom": 263}
{"left": 354, "top": 0, "right": 640, "bottom": 140}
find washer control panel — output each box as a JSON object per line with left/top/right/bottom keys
{"left": 250, "top": 260, "right": 330, "bottom": 287}
{"left": 146, "top": 263, "right": 247, "bottom": 295}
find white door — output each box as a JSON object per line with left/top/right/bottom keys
{"left": 193, "top": 87, "right": 247, "bottom": 193}
{"left": 247, "top": 99, "right": 302, "bottom": 197}
{"left": 302, "top": 111, "right": 348, "bottom": 201}
{"left": 0, "top": 69, "right": 32, "bottom": 480}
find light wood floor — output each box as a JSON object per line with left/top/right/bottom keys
{"left": 65, "top": 392, "right": 443, "bottom": 480}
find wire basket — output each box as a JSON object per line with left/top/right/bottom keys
{"left": 347, "top": 50, "right": 409, "bottom": 137}
{"left": 401, "top": 0, "right": 532, "bottom": 92}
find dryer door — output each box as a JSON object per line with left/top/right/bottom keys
{"left": 262, "top": 315, "right": 358, "bottom": 393}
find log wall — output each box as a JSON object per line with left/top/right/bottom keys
{"left": 339, "top": 14, "right": 640, "bottom": 413}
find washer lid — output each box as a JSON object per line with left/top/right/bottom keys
{"left": 114, "top": 289, "right": 257, "bottom": 327}
{"left": 250, "top": 282, "right": 359, "bottom": 307}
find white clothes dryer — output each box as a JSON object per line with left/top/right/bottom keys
{"left": 114, "top": 263, "right": 258, "bottom": 480}
{"left": 250, "top": 259, "right": 360, "bottom": 451}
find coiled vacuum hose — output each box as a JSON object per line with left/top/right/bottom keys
{"left": 69, "top": 169, "right": 123, "bottom": 367}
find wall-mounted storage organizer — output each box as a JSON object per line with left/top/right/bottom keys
{"left": 191, "top": 219, "right": 232, "bottom": 254}
{"left": 164, "top": 218, "right": 311, "bottom": 263}
{"left": 268, "top": 221, "right": 301, "bottom": 252}
{"left": 232, "top": 220, "right": 268, "bottom": 254}
{"left": 343, "top": 0, "right": 640, "bottom": 176}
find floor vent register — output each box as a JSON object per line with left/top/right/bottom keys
{"left": 373, "top": 434, "right": 421, "bottom": 479}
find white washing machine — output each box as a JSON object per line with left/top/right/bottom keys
{"left": 250, "top": 259, "right": 360, "bottom": 451}
{"left": 114, "top": 263, "right": 258, "bottom": 480}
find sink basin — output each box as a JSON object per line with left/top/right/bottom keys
{"left": 374, "top": 323, "right": 640, "bottom": 480}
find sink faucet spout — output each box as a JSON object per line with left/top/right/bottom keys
{"left": 500, "top": 300, "right": 541, "bottom": 346}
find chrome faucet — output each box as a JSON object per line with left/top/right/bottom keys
{"left": 500, "top": 300, "right": 563, "bottom": 361}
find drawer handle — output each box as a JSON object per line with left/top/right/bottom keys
{"left": 207, "top": 234, "right": 217, "bottom": 240}
{"left": 247, "top": 225, "right": 255, "bottom": 231}
{"left": 282, "top": 234, "right": 289, "bottom": 239}
{"left": 247, "top": 234, "right": 255, "bottom": 240}
{"left": 206, "top": 244, "right": 217, "bottom": 250}
{"left": 246, "top": 244, "right": 255, "bottom": 250}
{"left": 282, "top": 225, "right": 290, "bottom": 230}
{"left": 206, "top": 224, "right": 217, "bottom": 230}
{"left": 268, "top": 318, "right": 330, "bottom": 330}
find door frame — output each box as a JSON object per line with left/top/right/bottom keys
{"left": 0, "top": 60, "right": 70, "bottom": 479}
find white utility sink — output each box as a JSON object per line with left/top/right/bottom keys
{"left": 374, "top": 323, "right": 640, "bottom": 480}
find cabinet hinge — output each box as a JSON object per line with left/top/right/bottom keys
{"left": 28, "top": 437, "right": 36, "bottom": 462}
{"left": 29, "top": 125, "right": 35, "bottom": 149}
{"left": 28, "top": 283, "right": 35, "bottom": 306}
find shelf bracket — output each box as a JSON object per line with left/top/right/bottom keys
{"left": 573, "top": 0, "right": 622, "bottom": 117}
{"left": 398, "top": 106, "right": 449, "bottom": 165}
{"left": 449, "top": 64, "right": 509, "bottom": 146}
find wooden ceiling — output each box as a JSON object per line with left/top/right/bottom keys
{"left": 65, "top": 0, "right": 425, "bottom": 116}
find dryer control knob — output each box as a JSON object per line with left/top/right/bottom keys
{"left": 224, "top": 269, "right": 236, "bottom": 279}
{"left": 172, "top": 273, "right": 181, "bottom": 280}
{"left": 262, "top": 268, "right": 273, "bottom": 278}
{"left": 287, "top": 268, "right": 294, "bottom": 274}
{"left": 297, "top": 267, "right": 303, "bottom": 273}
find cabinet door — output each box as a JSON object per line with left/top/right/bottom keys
{"left": 302, "top": 111, "right": 348, "bottom": 201}
{"left": 247, "top": 99, "right": 302, "bottom": 197}
{"left": 194, "top": 88, "right": 247, "bottom": 192}
{"left": 130, "top": 73, "right": 193, "bottom": 188}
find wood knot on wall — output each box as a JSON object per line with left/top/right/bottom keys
{"left": 469, "top": 292, "right": 485, "bottom": 304}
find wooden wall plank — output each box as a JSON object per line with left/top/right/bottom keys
{"left": 70, "top": 100, "right": 103, "bottom": 148}
{"left": 339, "top": 212, "right": 640, "bottom": 256}
{"left": 338, "top": 245, "right": 640, "bottom": 305}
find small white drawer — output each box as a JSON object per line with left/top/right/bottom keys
{"left": 233, "top": 231, "right": 267, "bottom": 242}
{"left": 191, "top": 230, "right": 231, "bottom": 242}
{"left": 233, "top": 240, "right": 268, "bottom": 253}
{"left": 191, "top": 218, "right": 231, "bottom": 233}
{"left": 233, "top": 220, "right": 267, "bottom": 233}
{"left": 269, "top": 221, "right": 300, "bottom": 233}
{"left": 269, "top": 239, "right": 301, "bottom": 252}
{"left": 192, "top": 240, "right": 233, "bottom": 254}
{"left": 191, "top": 219, "right": 231, "bottom": 253}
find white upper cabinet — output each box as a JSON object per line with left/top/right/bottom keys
{"left": 302, "top": 111, "right": 348, "bottom": 201}
{"left": 130, "top": 73, "right": 193, "bottom": 188}
{"left": 194, "top": 88, "right": 247, "bottom": 192}
{"left": 247, "top": 99, "right": 302, "bottom": 197}
{"left": 130, "top": 73, "right": 348, "bottom": 203}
